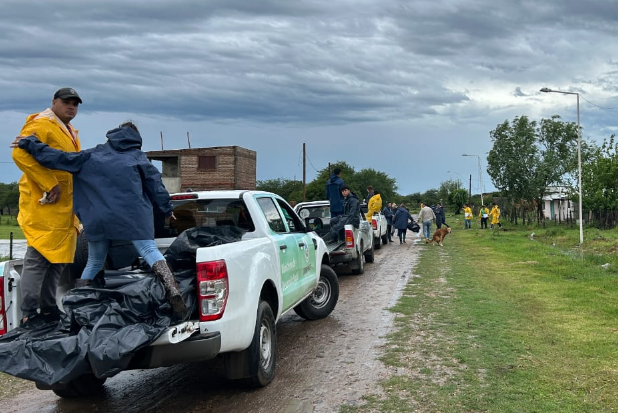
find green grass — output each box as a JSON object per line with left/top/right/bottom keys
{"left": 0, "top": 215, "right": 23, "bottom": 239}
{"left": 342, "top": 222, "right": 618, "bottom": 413}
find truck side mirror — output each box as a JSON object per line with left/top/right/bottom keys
{"left": 305, "top": 217, "right": 323, "bottom": 231}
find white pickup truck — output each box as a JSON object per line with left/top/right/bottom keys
{"left": 0, "top": 190, "right": 339, "bottom": 397}
{"left": 293, "top": 200, "right": 374, "bottom": 275}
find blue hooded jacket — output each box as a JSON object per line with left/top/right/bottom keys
{"left": 325, "top": 173, "right": 345, "bottom": 213}
{"left": 18, "top": 126, "right": 173, "bottom": 242}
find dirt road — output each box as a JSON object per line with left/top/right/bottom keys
{"left": 0, "top": 237, "right": 422, "bottom": 413}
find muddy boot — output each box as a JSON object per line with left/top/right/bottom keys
{"left": 152, "top": 260, "right": 188, "bottom": 319}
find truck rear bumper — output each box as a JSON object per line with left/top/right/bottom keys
{"left": 128, "top": 331, "right": 221, "bottom": 369}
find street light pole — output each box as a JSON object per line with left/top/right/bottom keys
{"left": 462, "top": 154, "right": 484, "bottom": 206}
{"left": 540, "top": 87, "right": 583, "bottom": 244}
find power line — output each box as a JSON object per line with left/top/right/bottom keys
{"left": 581, "top": 95, "right": 614, "bottom": 110}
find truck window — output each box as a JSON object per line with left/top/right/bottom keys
{"left": 276, "top": 199, "right": 304, "bottom": 233}
{"left": 257, "top": 197, "right": 286, "bottom": 233}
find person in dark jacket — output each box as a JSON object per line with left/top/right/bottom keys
{"left": 393, "top": 203, "right": 413, "bottom": 244}
{"left": 382, "top": 202, "right": 395, "bottom": 243}
{"left": 325, "top": 185, "right": 360, "bottom": 242}
{"left": 325, "top": 168, "right": 345, "bottom": 217}
{"left": 435, "top": 203, "right": 447, "bottom": 229}
{"left": 13, "top": 122, "right": 187, "bottom": 319}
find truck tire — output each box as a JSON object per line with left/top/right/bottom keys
{"left": 238, "top": 301, "right": 277, "bottom": 388}
{"left": 294, "top": 265, "right": 339, "bottom": 320}
{"left": 374, "top": 236, "right": 381, "bottom": 250}
{"left": 51, "top": 374, "right": 107, "bottom": 398}
{"left": 351, "top": 243, "right": 364, "bottom": 275}
{"left": 364, "top": 240, "right": 375, "bottom": 263}
{"left": 381, "top": 233, "right": 388, "bottom": 245}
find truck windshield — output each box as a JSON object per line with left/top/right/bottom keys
{"left": 154, "top": 198, "right": 255, "bottom": 237}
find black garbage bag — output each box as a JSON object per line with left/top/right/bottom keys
{"left": 165, "top": 226, "right": 246, "bottom": 270}
{"left": 407, "top": 220, "right": 420, "bottom": 233}
{"left": 0, "top": 268, "right": 196, "bottom": 386}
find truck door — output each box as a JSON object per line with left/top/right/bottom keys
{"left": 256, "top": 197, "right": 317, "bottom": 311}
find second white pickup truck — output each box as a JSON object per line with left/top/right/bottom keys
{"left": 0, "top": 190, "right": 339, "bottom": 397}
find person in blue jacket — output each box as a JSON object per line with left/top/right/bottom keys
{"left": 325, "top": 168, "right": 345, "bottom": 217}
{"left": 393, "top": 203, "right": 413, "bottom": 244}
{"left": 13, "top": 122, "right": 187, "bottom": 319}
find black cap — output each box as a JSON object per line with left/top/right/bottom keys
{"left": 340, "top": 185, "right": 350, "bottom": 192}
{"left": 53, "top": 88, "right": 82, "bottom": 104}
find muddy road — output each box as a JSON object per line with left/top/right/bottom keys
{"left": 0, "top": 237, "right": 422, "bottom": 413}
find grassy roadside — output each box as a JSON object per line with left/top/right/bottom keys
{"left": 342, "top": 223, "right": 618, "bottom": 412}
{"left": 0, "top": 216, "right": 24, "bottom": 239}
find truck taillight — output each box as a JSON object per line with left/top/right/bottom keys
{"left": 196, "top": 260, "right": 229, "bottom": 322}
{"left": 345, "top": 229, "right": 355, "bottom": 248}
{"left": 0, "top": 277, "right": 6, "bottom": 336}
{"left": 371, "top": 219, "right": 377, "bottom": 230}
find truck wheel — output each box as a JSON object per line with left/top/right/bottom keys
{"left": 381, "top": 234, "right": 388, "bottom": 245}
{"left": 294, "top": 265, "right": 339, "bottom": 320}
{"left": 374, "top": 236, "right": 382, "bottom": 249}
{"left": 239, "top": 301, "right": 277, "bottom": 388}
{"left": 51, "top": 375, "right": 107, "bottom": 398}
{"left": 68, "top": 232, "right": 90, "bottom": 282}
{"left": 364, "top": 240, "right": 375, "bottom": 263}
{"left": 351, "top": 244, "right": 364, "bottom": 275}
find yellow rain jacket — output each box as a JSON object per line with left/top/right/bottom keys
{"left": 490, "top": 205, "right": 501, "bottom": 225}
{"left": 12, "top": 109, "right": 81, "bottom": 263}
{"left": 366, "top": 193, "right": 383, "bottom": 222}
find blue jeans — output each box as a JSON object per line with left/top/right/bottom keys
{"left": 465, "top": 219, "right": 471, "bottom": 229}
{"left": 81, "top": 239, "right": 165, "bottom": 280}
{"left": 422, "top": 220, "right": 432, "bottom": 239}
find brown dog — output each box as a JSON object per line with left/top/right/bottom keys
{"left": 426, "top": 227, "right": 452, "bottom": 246}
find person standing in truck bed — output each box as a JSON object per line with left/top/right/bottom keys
{"left": 13, "top": 122, "right": 186, "bottom": 319}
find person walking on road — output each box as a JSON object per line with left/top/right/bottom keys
{"left": 325, "top": 168, "right": 345, "bottom": 218}
{"left": 435, "top": 203, "right": 447, "bottom": 229}
{"left": 393, "top": 203, "right": 413, "bottom": 244}
{"left": 11, "top": 87, "right": 83, "bottom": 328}
{"left": 13, "top": 121, "right": 187, "bottom": 319}
{"left": 490, "top": 203, "right": 502, "bottom": 229}
{"left": 382, "top": 202, "right": 395, "bottom": 242}
{"left": 479, "top": 204, "right": 490, "bottom": 229}
{"left": 418, "top": 202, "right": 436, "bottom": 240}
{"left": 463, "top": 203, "right": 473, "bottom": 229}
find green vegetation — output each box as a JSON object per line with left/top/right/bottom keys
{"left": 0, "top": 215, "right": 23, "bottom": 239}
{"left": 342, "top": 223, "right": 618, "bottom": 413}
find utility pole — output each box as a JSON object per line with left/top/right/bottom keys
{"left": 468, "top": 174, "right": 472, "bottom": 203}
{"left": 302, "top": 143, "right": 307, "bottom": 202}
{"left": 187, "top": 132, "right": 191, "bottom": 148}
{"left": 160, "top": 132, "right": 163, "bottom": 150}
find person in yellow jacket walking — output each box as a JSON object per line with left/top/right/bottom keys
{"left": 490, "top": 202, "right": 502, "bottom": 229}
{"left": 11, "top": 88, "right": 82, "bottom": 328}
{"left": 366, "top": 190, "right": 383, "bottom": 222}
{"left": 463, "top": 204, "right": 473, "bottom": 229}
{"left": 479, "top": 205, "right": 490, "bottom": 229}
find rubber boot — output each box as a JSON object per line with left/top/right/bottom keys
{"left": 152, "top": 260, "right": 188, "bottom": 319}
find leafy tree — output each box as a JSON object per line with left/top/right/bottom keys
{"left": 0, "top": 182, "right": 19, "bottom": 216}
{"left": 487, "top": 115, "right": 578, "bottom": 224}
{"left": 581, "top": 135, "right": 618, "bottom": 228}
{"left": 256, "top": 178, "right": 303, "bottom": 202}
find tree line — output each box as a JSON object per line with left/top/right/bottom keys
{"left": 0, "top": 182, "right": 19, "bottom": 216}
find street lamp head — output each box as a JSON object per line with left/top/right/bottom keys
{"left": 540, "top": 87, "right": 552, "bottom": 93}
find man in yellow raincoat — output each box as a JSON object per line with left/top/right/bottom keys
{"left": 490, "top": 202, "right": 502, "bottom": 229}
{"left": 12, "top": 88, "right": 82, "bottom": 327}
{"left": 366, "top": 190, "right": 383, "bottom": 222}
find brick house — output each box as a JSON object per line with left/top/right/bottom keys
{"left": 146, "top": 146, "right": 256, "bottom": 193}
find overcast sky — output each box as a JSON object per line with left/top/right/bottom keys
{"left": 1, "top": 0, "right": 617, "bottom": 196}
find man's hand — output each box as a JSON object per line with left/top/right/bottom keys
{"left": 47, "top": 184, "right": 61, "bottom": 204}
{"left": 10, "top": 135, "right": 29, "bottom": 148}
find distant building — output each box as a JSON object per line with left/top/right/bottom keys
{"left": 146, "top": 146, "right": 256, "bottom": 193}
{"left": 542, "top": 186, "right": 573, "bottom": 221}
